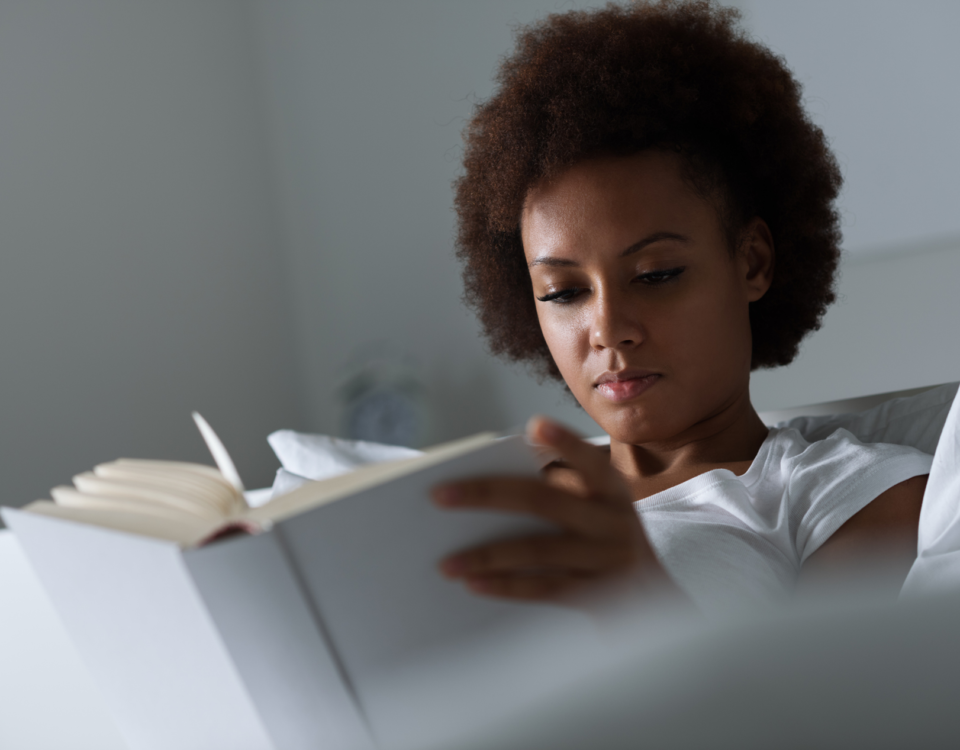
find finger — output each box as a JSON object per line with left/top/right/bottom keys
{"left": 463, "top": 572, "right": 586, "bottom": 601}
{"left": 432, "top": 477, "right": 629, "bottom": 538}
{"left": 527, "top": 416, "right": 630, "bottom": 504}
{"left": 441, "top": 534, "right": 637, "bottom": 577}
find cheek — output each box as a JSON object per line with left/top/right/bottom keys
{"left": 537, "top": 308, "right": 591, "bottom": 379}
{"left": 668, "top": 280, "right": 753, "bottom": 376}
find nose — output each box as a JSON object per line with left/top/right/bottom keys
{"left": 589, "top": 288, "right": 644, "bottom": 351}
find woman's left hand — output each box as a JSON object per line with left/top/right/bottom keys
{"left": 431, "top": 416, "right": 672, "bottom": 603}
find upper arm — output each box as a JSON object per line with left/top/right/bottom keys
{"left": 800, "top": 474, "right": 927, "bottom": 589}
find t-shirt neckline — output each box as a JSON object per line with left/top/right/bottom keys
{"left": 634, "top": 427, "right": 782, "bottom": 510}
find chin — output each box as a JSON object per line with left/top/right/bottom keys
{"left": 585, "top": 400, "right": 675, "bottom": 445}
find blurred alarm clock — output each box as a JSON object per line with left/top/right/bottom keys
{"left": 337, "top": 352, "right": 428, "bottom": 447}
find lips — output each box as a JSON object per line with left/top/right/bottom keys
{"left": 594, "top": 370, "right": 661, "bottom": 403}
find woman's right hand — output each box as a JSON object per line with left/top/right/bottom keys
{"left": 431, "top": 416, "right": 677, "bottom": 604}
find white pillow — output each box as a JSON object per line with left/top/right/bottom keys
{"left": 266, "top": 430, "right": 423, "bottom": 499}
{"left": 584, "top": 383, "right": 959, "bottom": 453}
{"left": 776, "top": 382, "right": 959, "bottom": 454}
{"left": 765, "top": 381, "right": 960, "bottom": 598}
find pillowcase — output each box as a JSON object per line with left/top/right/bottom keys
{"left": 266, "top": 430, "right": 423, "bottom": 499}
{"left": 776, "top": 382, "right": 959, "bottom": 455}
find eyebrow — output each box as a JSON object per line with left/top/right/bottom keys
{"left": 528, "top": 231, "right": 690, "bottom": 268}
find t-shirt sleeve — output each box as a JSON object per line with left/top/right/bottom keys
{"left": 787, "top": 428, "right": 933, "bottom": 563}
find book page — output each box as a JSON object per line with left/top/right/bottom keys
{"left": 22, "top": 500, "right": 219, "bottom": 546}
{"left": 24, "top": 456, "right": 246, "bottom": 546}
{"left": 93, "top": 459, "right": 245, "bottom": 516}
{"left": 50, "top": 486, "right": 216, "bottom": 522}
{"left": 64, "top": 477, "right": 224, "bottom": 521}
{"left": 21, "top": 431, "right": 507, "bottom": 546}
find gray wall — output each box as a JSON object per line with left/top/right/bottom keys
{"left": 1, "top": 0, "right": 958, "bottom": 513}
{"left": 0, "top": 0, "right": 300, "bottom": 509}
{"left": 741, "top": 0, "right": 960, "bottom": 408}
{"left": 248, "top": 0, "right": 610, "bottom": 446}
{"left": 751, "top": 238, "right": 960, "bottom": 411}
{"left": 740, "top": 0, "right": 960, "bottom": 254}
{"left": 249, "top": 0, "right": 960, "bottom": 431}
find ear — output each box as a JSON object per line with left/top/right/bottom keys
{"left": 738, "top": 217, "right": 775, "bottom": 302}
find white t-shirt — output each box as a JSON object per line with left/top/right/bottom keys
{"left": 636, "top": 427, "right": 933, "bottom": 614}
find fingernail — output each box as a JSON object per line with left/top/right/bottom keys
{"left": 440, "top": 556, "right": 466, "bottom": 577}
{"left": 432, "top": 485, "right": 462, "bottom": 506}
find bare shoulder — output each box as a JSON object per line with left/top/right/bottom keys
{"left": 821, "top": 474, "right": 927, "bottom": 548}
{"left": 801, "top": 474, "right": 928, "bottom": 585}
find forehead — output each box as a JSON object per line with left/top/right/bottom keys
{"left": 520, "top": 150, "right": 717, "bottom": 254}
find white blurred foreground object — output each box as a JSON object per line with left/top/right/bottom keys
{"left": 439, "top": 591, "right": 960, "bottom": 750}
{"left": 7, "top": 518, "right": 960, "bottom": 749}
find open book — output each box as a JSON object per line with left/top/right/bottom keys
{"left": 4, "top": 414, "right": 562, "bottom": 749}
{"left": 21, "top": 413, "right": 508, "bottom": 547}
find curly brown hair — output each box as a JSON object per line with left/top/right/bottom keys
{"left": 454, "top": 0, "right": 842, "bottom": 381}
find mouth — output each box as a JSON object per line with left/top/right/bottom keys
{"left": 594, "top": 370, "right": 661, "bottom": 403}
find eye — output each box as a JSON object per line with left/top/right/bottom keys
{"left": 636, "top": 266, "right": 686, "bottom": 285}
{"left": 536, "top": 287, "right": 583, "bottom": 304}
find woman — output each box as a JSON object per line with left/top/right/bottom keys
{"left": 431, "top": 0, "right": 932, "bottom": 613}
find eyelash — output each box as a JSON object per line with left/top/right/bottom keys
{"left": 535, "top": 266, "right": 686, "bottom": 304}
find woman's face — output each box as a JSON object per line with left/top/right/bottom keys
{"left": 521, "top": 150, "right": 773, "bottom": 445}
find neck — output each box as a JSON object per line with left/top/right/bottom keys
{"left": 608, "top": 383, "right": 769, "bottom": 485}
